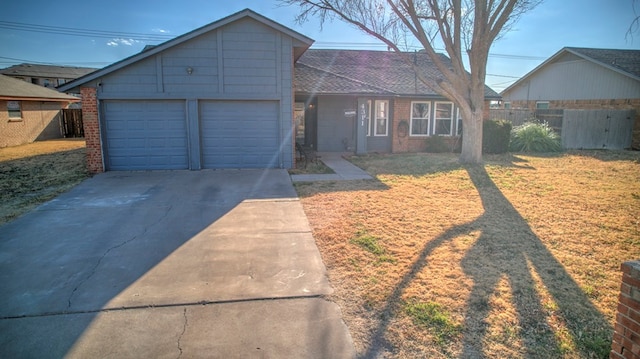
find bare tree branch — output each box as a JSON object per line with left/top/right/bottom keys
{"left": 281, "top": 0, "right": 542, "bottom": 163}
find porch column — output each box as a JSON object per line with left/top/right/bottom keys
{"left": 80, "top": 87, "right": 104, "bottom": 173}
{"left": 356, "top": 98, "right": 368, "bottom": 155}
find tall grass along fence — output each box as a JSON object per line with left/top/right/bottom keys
{"left": 610, "top": 261, "right": 640, "bottom": 359}
{"left": 490, "top": 109, "right": 636, "bottom": 150}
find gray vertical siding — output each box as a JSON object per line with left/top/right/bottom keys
{"left": 95, "top": 16, "right": 298, "bottom": 169}
{"left": 504, "top": 53, "right": 640, "bottom": 101}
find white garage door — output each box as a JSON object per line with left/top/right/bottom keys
{"left": 200, "top": 101, "right": 279, "bottom": 168}
{"left": 103, "top": 101, "right": 188, "bottom": 170}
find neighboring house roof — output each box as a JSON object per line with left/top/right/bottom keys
{"left": 0, "top": 64, "right": 96, "bottom": 79}
{"left": 501, "top": 47, "right": 640, "bottom": 95}
{"left": 58, "top": 8, "right": 314, "bottom": 93}
{"left": 0, "top": 74, "right": 79, "bottom": 101}
{"left": 295, "top": 49, "right": 501, "bottom": 98}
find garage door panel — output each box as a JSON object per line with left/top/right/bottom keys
{"left": 103, "top": 100, "right": 188, "bottom": 170}
{"left": 200, "top": 101, "right": 278, "bottom": 169}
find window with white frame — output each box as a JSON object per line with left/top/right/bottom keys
{"left": 374, "top": 100, "right": 388, "bottom": 136}
{"left": 7, "top": 101, "right": 22, "bottom": 120}
{"left": 410, "top": 101, "right": 430, "bottom": 136}
{"left": 365, "top": 100, "right": 372, "bottom": 136}
{"left": 456, "top": 108, "right": 463, "bottom": 136}
{"left": 536, "top": 101, "right": 549, "bottom": 109}
{"left": 434, "top": 102, "right": 453, "bottom": 136}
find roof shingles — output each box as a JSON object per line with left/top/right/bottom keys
{"left": 0, "top": 75, "right": 78, "bottom": 101}
{"left": 295, "top": 49, "right": 500, "bottom": 98}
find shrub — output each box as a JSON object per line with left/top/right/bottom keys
{"left": 510, "top": 122, "right": 562, "bottom": 152}
{"left": 483, "top": 119, "right": 512, "bottom": 154}
{"left": 424, "top": 135, "right": 450, "bottom": 153}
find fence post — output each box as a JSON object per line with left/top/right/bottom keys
{"left": 610, "top": 261, "right": 640, "bottom": 358}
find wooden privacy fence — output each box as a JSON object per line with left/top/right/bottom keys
{"left": 489, "top": 108, "right": 636, "bottom": 150}
{"left": 562, "top": 109, "right": 635, "bottom": 150}
{"left": 60, "top": 109, "right": 83, "bottom": 138}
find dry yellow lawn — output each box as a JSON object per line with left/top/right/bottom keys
{"left": 0, "top": 139, "right": 89, "bottom": 224}
{"left": 295, "top": 151, "right": 640, "bottom": 358}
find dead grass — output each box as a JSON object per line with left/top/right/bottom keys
{"left": 295, "top": 151, "right": 640, "bottom": 358}
{"left": 0, "top": 139, "right": 89, "bottom": 225}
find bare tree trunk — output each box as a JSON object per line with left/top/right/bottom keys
{"left": 460, "top": 110, "right": 484, "bottom": 163}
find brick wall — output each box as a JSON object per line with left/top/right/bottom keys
{"left": 509, "top": 99, "right": 640, "bottom": 149}
{"left": 611, "top": 261, "right": 640, "bottom": 359}
{"left": 80, "top": 87, "right": 104, "bottom": 173}
{"left": 391, "top": 98, "right": 488, "bottom": 153}
{"left": 0, "top": 100, "right": 68, "bottom": 147}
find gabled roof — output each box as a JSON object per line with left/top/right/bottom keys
{"left": 502, "top": 47, "right": 640, "bottom": 95}
{"left": 295, "top": 49, "right": 501, "bottom": 98}
{"left": 58, "top": 8, "right": 314, "bottom": 93}
{"left": 0, "top": 75, "right": 79, "bottom": 101}
{"left": 0, "top": 63, "right": 97, "bottom": 79}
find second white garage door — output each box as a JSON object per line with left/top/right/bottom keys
{"left": 200, "top": 101, "right": 279, "bottom": 168}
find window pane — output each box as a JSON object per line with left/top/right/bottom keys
{"left": 435, "top": 103, "right": 452, "bottom": 119}
{"left": 412, "top": 103, "right": 429, "bottom": 118}
{"left": 7, "top": 101, "right": 21, "bottom": 119}
{"left": 411, "top": 118, "right": 429, "bottom": 135}
{"left": 435, "top": 102, "right": 453, "bottom": 136}
{"left": 374, "top": 100, "right": 388, "bottom": 136}
{"left": 536, "top": 101, "right": 549, "bottom": 109}
{"left": 410, "top": 102, "right": 430, "bottom": 135}
{"left": 436, "top": 120, "right": 452, "bottom": 135}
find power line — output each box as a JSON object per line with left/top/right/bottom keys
{"left": 0, "top": 20, "right": 172, "bottom": 41}
{"left": 2, "top": 20, "right": 547, "bottom": 61}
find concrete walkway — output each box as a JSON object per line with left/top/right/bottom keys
{"left": 0, "top": 170, "right": 355, "bottom": 358}
{"left": 291, "top": 152, "right": 373, "bottom": 182}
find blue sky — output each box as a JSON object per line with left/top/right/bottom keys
{"left": 0, "top": 0, "right": 637, "bottom": 92}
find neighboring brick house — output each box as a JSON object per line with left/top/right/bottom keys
{"left": 0, "top": 74, "right": 79, "bottom": 147}
{"left": 294, "top": 49, "right": 499, "bottom": 154}
{"left": 0, "top": 63, "right": 96, "bottom": 89}
{"left": 500, "top": 47, "right": 640, "bottom": 149}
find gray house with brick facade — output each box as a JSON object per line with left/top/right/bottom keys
{"left": 500, "top": 47, "right": 640, "bottom": 149}
{"left": 294, "top": 49, "right": 499, "bottom": 154}
{"left": 59, "top": 9, "right": 499, "bottom": 172}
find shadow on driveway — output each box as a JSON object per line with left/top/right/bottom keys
{"left": 0, "top": 169, "right": 355, "bottom": 358}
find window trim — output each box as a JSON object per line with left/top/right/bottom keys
{"left": 373, "top": 100, "right": 389, "bottom": 136}
{"left": 434, "top": 101, "right": 454, "bottom": 136}
{"left": 456, "top": 108, "right": 463, "bottom": 136}
{"left": 409, "top": 101, "right": 431, "bottom": 137}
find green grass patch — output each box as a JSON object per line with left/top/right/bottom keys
{"left": 350, "top": 229, "right": 396, "bottom": 263}
{"left": 404, "top": 300, "right": 463, "bottom": 345}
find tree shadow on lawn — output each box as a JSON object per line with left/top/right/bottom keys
{"left": 361, "top": 164, "right": 612, "bottom": 358}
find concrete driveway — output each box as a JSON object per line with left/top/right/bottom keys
{"left": 0, "top": 169, "right": 355, "bottom": 358}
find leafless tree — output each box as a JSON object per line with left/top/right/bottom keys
{"left": 627, "top": 0, "right": 639, "bottom": 40}
{"left": 281, "top": 0, "right": 542, "bottom": 163}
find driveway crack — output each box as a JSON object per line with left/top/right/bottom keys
{"left": 176, "top": 307, "right": 188, "bottom": 358}
{"left": 67, "top": 205, "right": 173, "bottom": 309}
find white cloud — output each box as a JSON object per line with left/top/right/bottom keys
{"left": 106, "top": 38, "right": 140, "bottom": 47}
{"left": 152, "top": 28, "right": 170, "bottom": 34}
